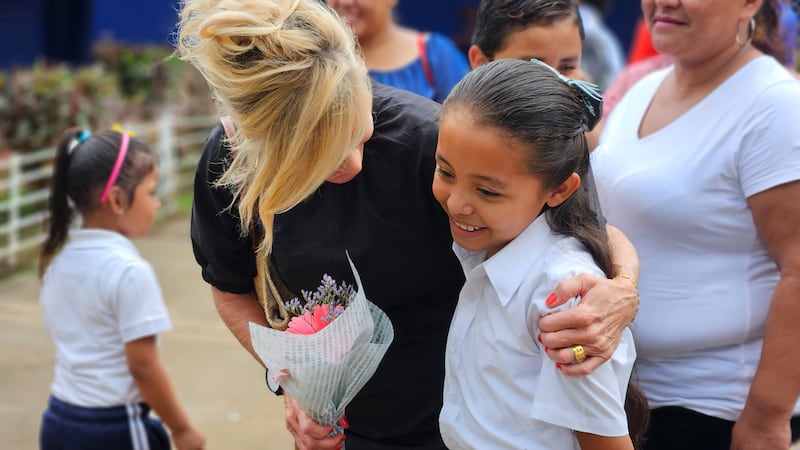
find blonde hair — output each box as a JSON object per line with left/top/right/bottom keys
{"left": 176, "top": 0, "right": 372, "bottom": 253}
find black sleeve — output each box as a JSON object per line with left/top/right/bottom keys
{"left": 190, "top": 125, "right": 257, "bottom": 294}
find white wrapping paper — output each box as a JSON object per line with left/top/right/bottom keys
{"left": 249, "top": 256, "right": 394, "bottom": 428}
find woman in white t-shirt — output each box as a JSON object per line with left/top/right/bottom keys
{"left": 593, "top": 0, "right": 800, "bottom": 448}
{"left": 435, "top": 59, "right": 648, "bottom": 450}
{"left": 38, "top": 129, "right": 205, "bottom": 450}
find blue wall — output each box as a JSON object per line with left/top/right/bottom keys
{"left": 0, "top": 0, "right": 641, "bottom": 69}
{"left": 396, "top": 0, "right": 641, "bottom": 56}
{"left": 396, "top": 0, "right": 477, "bottom": 35}
{"left": 0, "top": 0, "right": 45, "bottom": 68}
{"left": 92, "top": 0, "right": 180, "bottom": 45}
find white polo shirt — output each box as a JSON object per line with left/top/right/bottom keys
{"left": 439, "top": 215, "right": 635, "bottom": 449}
{"left": 40, "top": 229, "right": 172, "bottom": 407}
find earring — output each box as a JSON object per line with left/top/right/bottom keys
{"left": 736, "top": 17, "right": 756, "bottom": 46}
{"left": 118, "top": 209, "right": 124, "bottom": 216}
{"left": 747, "top": 17, "right": 756, "bottom": 45}
{"left": 735, "top": 21, "right": 743, "bottom": 45}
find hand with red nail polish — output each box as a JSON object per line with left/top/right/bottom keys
{"left": 537, "top": 268, "right": 639, "bottom": 376}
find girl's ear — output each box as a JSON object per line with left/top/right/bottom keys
{"left": 468, "top": 45, "right": 490, "bottom": 70}
{"left": 545, "top": 173, "right": 581, "bottom": 208}
{"left": 107, "top": 186, "right": 129, "bottom": 216}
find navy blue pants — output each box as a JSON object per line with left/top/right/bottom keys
{"left": 40, "top": 395, "right": 170, "bottom": 450}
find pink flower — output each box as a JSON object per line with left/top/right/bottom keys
{"left": 286, "top": 304, "right": 345, "bottom": 335}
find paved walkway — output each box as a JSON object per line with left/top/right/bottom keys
{"left": 5, "top": 214, "right": 800, "bottom": 449}
{"left": 0, "top": 214, "right": 293, "bottom": 449}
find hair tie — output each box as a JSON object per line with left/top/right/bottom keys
{"left": 111, "top": 123, "right": 136, "bottom": 137}
{"left": 67, "top": 129, "right": 92, "bottom": 154}
{"left": 529, "top": 59, "right": 603, "bottom": 131}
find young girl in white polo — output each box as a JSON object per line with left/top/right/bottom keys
{"left": 38, "top": 128, "right": 205, "bottom": 450}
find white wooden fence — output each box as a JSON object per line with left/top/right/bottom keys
{"left": 0, "top": 113, "right": 218, "bottom": 275}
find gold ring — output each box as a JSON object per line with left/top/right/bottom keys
{"left": 571, "top": 344, "right": 586, "bottom": 363}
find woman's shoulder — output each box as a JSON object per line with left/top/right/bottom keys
{"left": 424, "top": 31, "right": 462, "bottom": 52}
{"left": 742, "top": 57, "right": 800, "bottom": 97}
{"left": 423, "top": 32, "right": 470, "bottom": 74}
{"left": 729, "top": 57, "right": 800, "bottom": 123}
{"left": 371, "top": 82, "right": 441, "bottom": 128}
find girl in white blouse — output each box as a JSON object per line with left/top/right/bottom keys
{"left": 434, "top": 59, "right": 647, "bottom": 450}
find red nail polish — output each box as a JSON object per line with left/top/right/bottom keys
{"left": 537, "top": 334, "right": 542, "bottom": 343}
{"left": 546, "top": 293, "right": 557, "bottom": 306}
{"left": 545, "top": 347, "right": 549, "bottom": 353}
{"left": 556, "top": 363, "right": 562, "bottom": 370}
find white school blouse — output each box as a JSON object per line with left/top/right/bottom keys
{"left": 41, "top": 229, "right": 172, "bottom": 407}
{"left": 439, "top": 215, "right": 634, "bottom": 449}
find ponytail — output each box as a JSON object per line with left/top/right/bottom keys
{"left": 546, "top": 145, "right": 612, "bottom": 277}
{"left": 39, "top": 128, "right": 84, "bottom": 277}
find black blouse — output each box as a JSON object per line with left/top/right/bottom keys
{"left": 191, "top": 83, "right": 464, "bottom": 449}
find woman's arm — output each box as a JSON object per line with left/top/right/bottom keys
{"left": 211, "top": 287, "right": 343, "bottom": 450}
{"left": 211, "top": 287, "right": 270, "bottom": 364}
{"left": 125, "top": 336, "right": 205, "bottom": 450}
{"left": 732, "top": 180, "right": 800, "bottom": 449}
{"left": 538, "top": 225, "right": 640, "bottom": 375}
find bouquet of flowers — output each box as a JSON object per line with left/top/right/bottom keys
{"left": 249, "top": 256, "right": 394, "bottom": 438}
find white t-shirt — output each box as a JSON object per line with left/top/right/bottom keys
{"left": 439, "top": 215, "right": 635, "bottom": 450}
{"left": 40, "top": 229, "right": 172, "bottom": 407}
{"left": 593, "top": 56, "right": 800, "bottom": 421}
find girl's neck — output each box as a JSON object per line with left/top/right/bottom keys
{"left": 81, "top": 210, "right": 122, "bottom": 235}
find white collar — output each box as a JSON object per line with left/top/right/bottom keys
{"left": 454, "top": 214, "right": 558, "bottom": 306}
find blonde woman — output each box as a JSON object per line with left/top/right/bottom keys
{"left": 177, "top": 1, "right": 642, "bottom": 449}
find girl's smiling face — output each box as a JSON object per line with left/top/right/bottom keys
{"left": 432, "top": 109, "right": 556, "bottom": 258}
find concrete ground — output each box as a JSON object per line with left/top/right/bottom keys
{"left": 0, "top": 214, "right": 294, "bottom": 449}
{"left": 4, "top": 213, "right": 800, "bottom": 449}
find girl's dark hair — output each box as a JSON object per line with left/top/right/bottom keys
{"left": 753, "top": 0, "right": 787, "bottom": 64}
{"left": 444, "top": 59, "right": 610, "bottom": 275}
{"left": 443, "top": 59, "right": 649, "bottom": 447}
{"left": 39, "top": 128, "right": 156, "bottom": 276}
{"left": 472, "top": 0, "right": 584, "bottom": 60}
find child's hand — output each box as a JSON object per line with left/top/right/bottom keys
{"left": 172, "top": 423, "right": 206, "bottom": 450}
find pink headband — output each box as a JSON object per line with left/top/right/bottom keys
{"left": 99, "top": 133, "right": 130, "bottom": 203}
